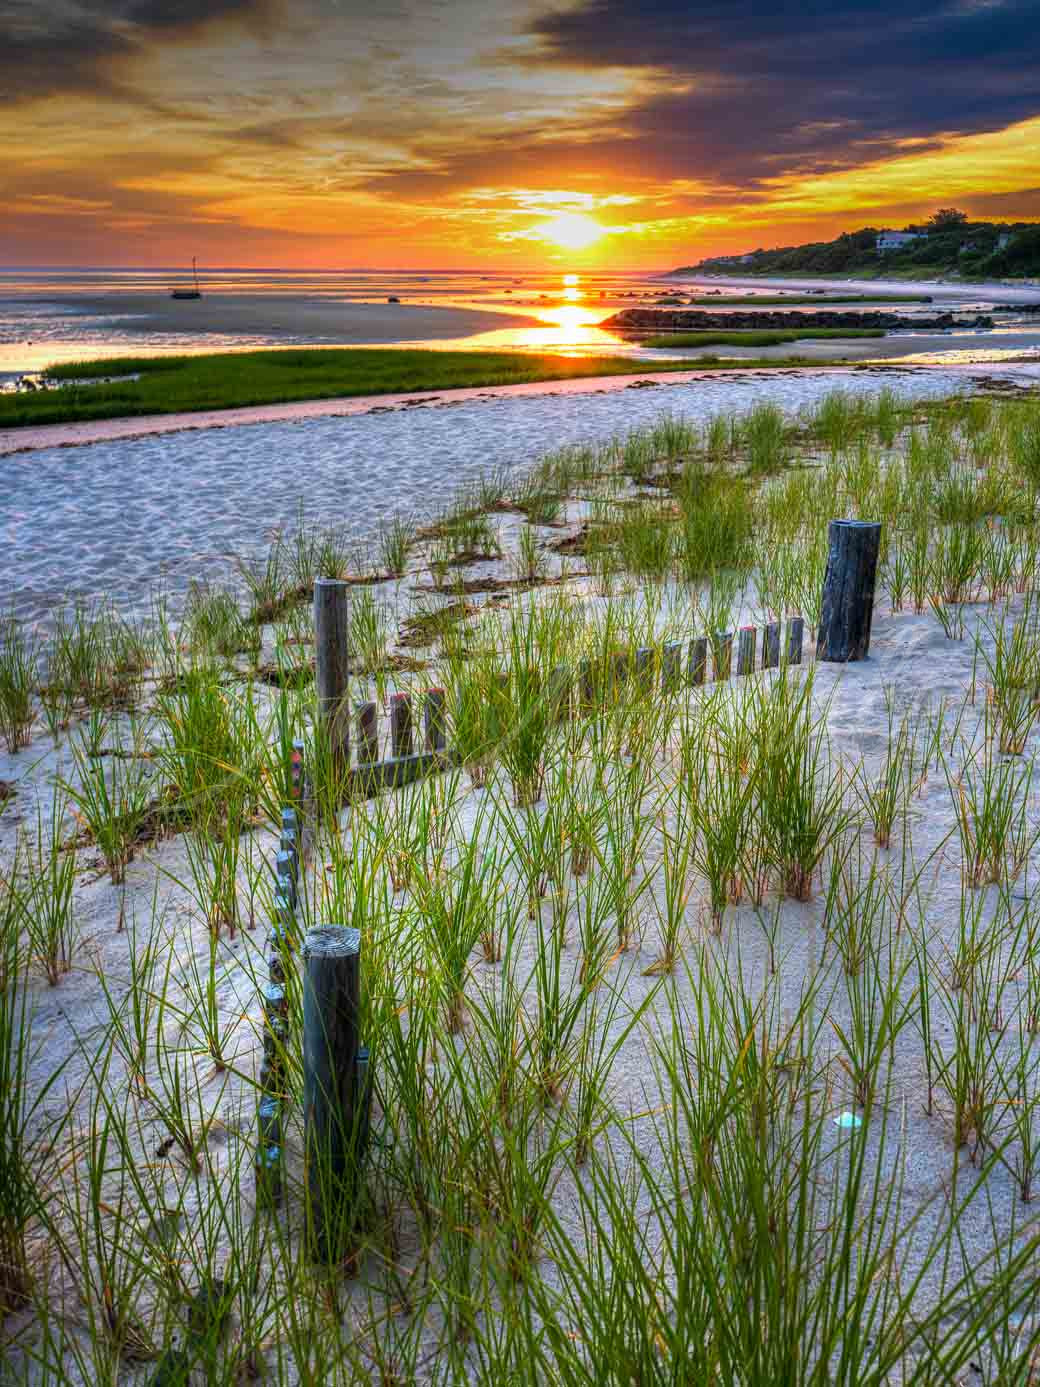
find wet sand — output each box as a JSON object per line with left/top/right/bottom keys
{"left": 40, "top": 293, "right": 540, "bottom": 348}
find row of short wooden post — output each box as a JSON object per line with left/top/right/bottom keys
{"left": 253, "top": 747, "right": 307, "bottom": 1211}
{"left": 288, "top": 521, "right": 878, "bottom": 1250}
{"left": 314, "top": 517, "right": 879, "bottom": 774}
{"left": 254, "top": 737, "right": 372, "bottom": 1261}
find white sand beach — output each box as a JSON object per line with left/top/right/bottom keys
{"left": 4, "top": 372, "right": 1040, "bottom": 1380}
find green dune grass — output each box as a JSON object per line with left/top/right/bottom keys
{"left": 640, "top": 327, "right": 885, "bottom": 348}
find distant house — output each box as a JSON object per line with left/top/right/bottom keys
{"left": 876, "top": 231, "right": 927, "bottom": 252}
{"left": 998, "top": 232, "right": 1014, "bottom": 250}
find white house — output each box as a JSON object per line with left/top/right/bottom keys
{"left": 998, "top": 232, "right": 1014, "bottom": 250}
{"left": 876, "top": 231, "right": 927, "bottom": 252}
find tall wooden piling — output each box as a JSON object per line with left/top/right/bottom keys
{"left": 314, "top": 578, "right": 351, "bottom": 771}
{"left": 816, "top": 519, "right": 883, "bottom": 662}
{"left": 303, "top": 925, "right": 361, "bottom": 1263}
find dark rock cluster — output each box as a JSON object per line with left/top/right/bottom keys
{"left": 604, "top": 308, "right": 994, "bottom": 332}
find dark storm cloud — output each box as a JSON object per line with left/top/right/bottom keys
{"left": 0, "top": 0, "right": 269, "bottom": 100}
{"left": 531, "top": 0, "right": 1040, "bottom": 184}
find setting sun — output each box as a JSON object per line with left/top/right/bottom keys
{"left": 535, "top": 212, "right": 605, "bottom": 251}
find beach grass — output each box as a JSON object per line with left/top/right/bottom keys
{"left": 7, "top": 387, "right": 1040, "bottom": 1377}
{"left": 0, "top": 346, "right": 830, "bottom": 430}
{"left": 640, "top": 327, "right": 886, "bottom": 348}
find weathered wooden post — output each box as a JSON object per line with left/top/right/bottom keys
{"left": 390, "top": 692, "right": 413, "bottom": 758}
{"left": 314, "top": 578, "right": 351, "bottom": 771}
{"left": 713, "top": 632, "right": 733, "bottom": 681}
{"left": 787, "top": 615, "right": 804, "bottom": 665}
{"left": 290, "top": 740, "right": 305, "bottom": 804}
{"left": 635, "top": 646, "right": 654, "bottom": 697}
{"left": 736, "top": 626, "right": 757, "bottom": 676}
{"left": 258, "top": 980, "right": 289, "bottom": 1100}
{"left": 357, "top": 701, "right": 379, "bottom": 765}
{"left": 424, "top": 688, "right": 446, "bottom": 752}
{"left": 255, "top": 1094, "right": 283, "bottom": 1209}
{"left": 304, "top": 925, "right": 361, "bottom": 1263}
{"left": 763, "top": 621, "right": 781, "bottom": 670}
{"left": 688, "top": 636, "right": 707, "bottom": 687}
{"left": 280, "top": 808, "right": 298, "bottom": 869}
{"left": 275, "top": 850, "right": 298, "bottom": 911}
{"left": 816, "top": 519, "right": 883, "bottom": 662}
{"left": 662, "top": 641, "right": 682, "bottom": 692}
{"left": 290, "top": 739, "right": 314, "bottom": 864}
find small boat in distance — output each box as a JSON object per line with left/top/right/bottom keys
{"left": 171, "top": 256, "right": 202, "bottom": 300}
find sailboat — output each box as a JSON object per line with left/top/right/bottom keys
{"left": 171, "top": 257, "right": 202, "bottom": 300}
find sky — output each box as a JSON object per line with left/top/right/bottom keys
{"left": 2, "top": 0, "right": 1039, "bottom": 268}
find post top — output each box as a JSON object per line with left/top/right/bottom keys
{"left": 314, "top": 576, "right": 349, "bottom": 590}
{"left": 831, "top": 518, "right": 882, "bottom": 530}
{"left": 304, "top": 925, "right": 361, "bottom": 958}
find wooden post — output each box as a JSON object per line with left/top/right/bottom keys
{"left": 662, "top": 641, "right": 682, "bottom": 692}
{"left": 279, "top": 808, "right": 298, "bottom": 871}
{"left": 763, "top": 621, "right": 781, "bottom": 670}
{"left": 424, "top": 688, "right": 446, "bottom": 752}
{"left": 357, "top": 701, "right": 379, "bottom": 765}
{"left": 303, "top": 925, "right": 361, "bottom": 1263}
{"left": 290, "top": 740, "right": 305, "bottom": 803}
{"left": 816, "top": 519, "right": 883, "bottom": 662}
{"left": 713, "top": 632, "right": 733, "bottom": 681}
{"left": 275, "top": 850, "right": 298, "bottom": 910}
{"left": 314, "top": 578, "right": 351, "bottom": 769}
{"left": 390, "top": 692, "right": 413, "bottom": 758}
{"left": 255, "top": 1094, "right": 283, "bottom": 1209}
{"left": 787, "top": 616, "right": 804, "bottom": 666}
{"left": 688, "top": 637, "right": 707, "bottom": 687}
{"left": 635, "top": 646, "right": 654, "bottom": 696}
{"left": 291, "top": 739, "right": 314, "bottom": 864}
{"left": 736, "top": 626, "right": 757, "bottom": 676}
{"left": 259, "top": 981, "right": 288, "bottom": 1098}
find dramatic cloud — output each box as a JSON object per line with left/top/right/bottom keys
{"left": 531, "top": 0, "right": 1040, "bottom": 184}
{"left": 0, "top": 0, "right": 1037, "bottom": 265}
{"left": 0, "top": 0, "right": 272, "bottom": 98}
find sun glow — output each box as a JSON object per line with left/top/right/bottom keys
{"left": 535, "top": 212, "right": 605, "bottom": 251}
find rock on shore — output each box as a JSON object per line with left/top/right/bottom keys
{"left": 604, "top": 308, "right": 994, "bottom": 333}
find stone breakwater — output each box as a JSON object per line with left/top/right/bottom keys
{"left": 604, "top": 308, "right": 995, "bottom": 333}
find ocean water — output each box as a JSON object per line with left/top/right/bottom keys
{"left": 2, "top": 266, "right": 1038, "bottom": 378}
{"left": 0, "top": 268, "right": 680, "bottom": 375}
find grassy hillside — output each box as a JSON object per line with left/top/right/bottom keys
{"left": 676, "top": 213, "right": 1040, "bottom": 281}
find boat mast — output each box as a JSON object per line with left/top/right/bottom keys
{"left": 192, "top": 256, "right": 200, "bottom": 294}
